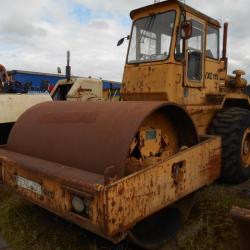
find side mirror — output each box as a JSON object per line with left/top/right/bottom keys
{"left": 180, "top": 20, "right": 192, "bottom": 39}
{"left": 117, "top": 35, "right": 130, "bottom": 46}
{"left": 57, "top": 67, "right": 62, "bottom": 74}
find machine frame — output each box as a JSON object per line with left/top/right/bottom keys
{"left": 1, "top": 0, "right": 250, "bottom": 248}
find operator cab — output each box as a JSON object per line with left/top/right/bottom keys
{"left": 121, "top": 0, "right": 225, "bottom": 104}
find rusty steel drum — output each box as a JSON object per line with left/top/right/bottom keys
{"left": 7, "top": 101, "right": 197, "bottom": 178}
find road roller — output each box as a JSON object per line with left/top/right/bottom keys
{"left": 0, "top": 64, "right": 52, "bottom": 144}
{"left": 1, "top": 0, "right": 250, "bottom": 249}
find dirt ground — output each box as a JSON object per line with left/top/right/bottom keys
{"left": 0, "top": 180, "right": 250, "bottom": 250}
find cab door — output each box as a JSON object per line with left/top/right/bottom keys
{"left": 184, "top": 14, "right": 205, "bottom": 87}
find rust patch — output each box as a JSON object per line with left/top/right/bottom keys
{"left": 39, "top": 112, "right": 100, "bottom": 124}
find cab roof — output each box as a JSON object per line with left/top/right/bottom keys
{"left": 130, "top": 0, "right": 221, "bottom": 28}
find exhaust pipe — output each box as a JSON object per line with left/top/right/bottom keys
{"left": 66, "top": 50, "right": 71, "bottom": 82}
{"left": 222, "top": 22, "right": 228, "bottom": 71}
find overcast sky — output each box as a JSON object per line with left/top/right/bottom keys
{"left": 0, "top": 0, "right": 249, "bottom": 81}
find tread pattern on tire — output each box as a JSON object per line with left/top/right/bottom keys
{"left": 210, "top": 107, "right": 250, "bottom": 183}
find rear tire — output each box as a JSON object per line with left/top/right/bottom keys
{"left": 128, "top": 194, "right": 196, "bottom": 250}
{"left": 210, "top": 107, "right": 250, "bottom": 183}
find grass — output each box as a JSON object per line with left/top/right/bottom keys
{"left": 1, "top": 181, "right": 250, "bottom": 250}
{"left": 0, "top": 185, "right": 96, "bottom": 250}
{"left": 176, "top": 182, "right": 250, "bottom": 250}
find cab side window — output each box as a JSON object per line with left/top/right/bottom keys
{"left": 187, "top": 20, "right": 204, "bottom": 81}
{"left": 206, "top": 26, "right": 219, "bottom": 59}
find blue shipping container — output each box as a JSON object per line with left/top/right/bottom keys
{"left": 9, "top": 70, "right": 121, "bottom": 92}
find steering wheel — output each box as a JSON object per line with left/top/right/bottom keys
{"left": 150, "top": 53, "right": 167, "bottom": 60}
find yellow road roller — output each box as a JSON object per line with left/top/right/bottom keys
{"left": 1, "top": 0, "right": 250, "bottom": 249}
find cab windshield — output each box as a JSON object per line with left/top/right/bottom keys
{"left": 127, "top": 11, "right": 176, "bottom": 64}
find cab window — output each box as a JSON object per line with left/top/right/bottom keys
{"left": 187, "top": 20, "right": 204, "bottom": 81}
{"left": 127, "top": 11, "right": 176, "bottom": 63}
{"left": 206, "top": 26, "right": 219, "bottom": 59}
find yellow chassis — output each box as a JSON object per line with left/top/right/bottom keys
{"left": 0, "top": 135, "right": 221, "bottom": 243}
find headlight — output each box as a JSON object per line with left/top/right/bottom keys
{"left": 72, "top": 196, "right": 85, "bottom": 213}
